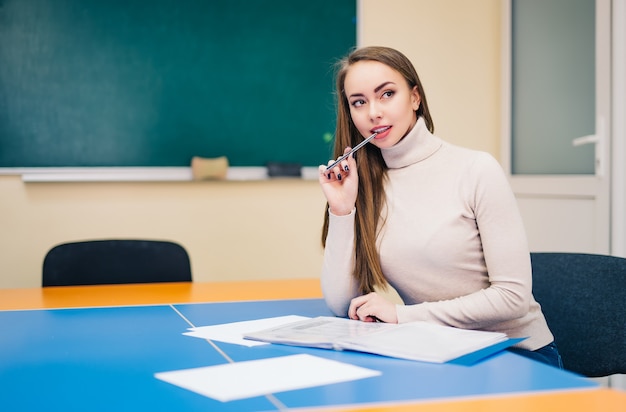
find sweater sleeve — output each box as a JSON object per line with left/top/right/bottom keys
{"left": 320, "top": 209, "right": 360, "bottom": 317}
{"left": 396, "top": 153, "right": 533, "bottom": 330}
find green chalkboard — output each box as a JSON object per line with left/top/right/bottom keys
{"left": 0, "top": 0, "right": 355, "bottom": 167}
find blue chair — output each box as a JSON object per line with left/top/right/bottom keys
{"left": 530, "top": 252, "right": 626, "bottom": 377}
{"left": 43, "top": 239, "right": 192, "bottom": 286}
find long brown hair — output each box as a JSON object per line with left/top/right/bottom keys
{"left": 321, "top": 46, "right": 434, "bottom": 294}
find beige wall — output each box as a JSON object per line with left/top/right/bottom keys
{"left": 0, "top": 178, "right": 327, "bottom": 288}
{"left": 0, "top": 0, "right": 501, "bottom": 288}
{"left": 359, "top": 0, "right": 502, "bottom": 155}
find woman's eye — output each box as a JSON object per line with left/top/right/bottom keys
{"left": 382, "top": 90, "right": 395, "bottom": 99}
{"left": 351, "top": 99, "right": 365, "bottom": 108}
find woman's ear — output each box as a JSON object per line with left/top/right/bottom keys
{"left": 411, "top": 86, "right": 421, "bottom": 111}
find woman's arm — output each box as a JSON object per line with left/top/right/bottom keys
{"left": 320, "top": 210, "right": 361, "bottom": 316}
{"left": 319, "top": 148, "right": 361, "bottom": 316}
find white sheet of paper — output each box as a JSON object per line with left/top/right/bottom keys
{"left": 183, "top": 315, "right": 310, "bottom": 347}
{"left": 154, "top": 354, "right": 381, "bottom": 402}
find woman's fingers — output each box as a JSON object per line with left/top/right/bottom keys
{"left": 320, "top": 151, "right": 352, "bottom": 181}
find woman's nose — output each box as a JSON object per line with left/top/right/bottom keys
{"left": 369, "top": 102, "right": 383, "bottom": 119}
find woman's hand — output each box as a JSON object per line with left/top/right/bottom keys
{"left": 348, "top": 292, "right": 398, "bottom": 323}
{"left": 318, "top": 147, "right": 359, "bottom": 216}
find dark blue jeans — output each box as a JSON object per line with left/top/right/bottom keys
{"left": 508, "top": 341, "right": 564, "bottom": 369}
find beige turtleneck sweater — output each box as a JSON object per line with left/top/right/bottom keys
{"left": 321, "top": 117, "right": 553, "bottom": 350}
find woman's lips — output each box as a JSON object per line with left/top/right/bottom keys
{"left": 371, "top": 125, "right": 391, "bottom": 138}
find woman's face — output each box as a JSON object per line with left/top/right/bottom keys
{"left": 343, "top": 60, "right": 420, "bottom": 149}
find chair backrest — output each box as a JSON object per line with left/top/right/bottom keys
{"left": 530, "top": 252, "right": 626, "bottom": 377}
{"left": 43, "top": 239, "right": 192, "bottom": 287}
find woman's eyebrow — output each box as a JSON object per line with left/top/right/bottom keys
{"left": 348, "top": 81, "right": 396, "bottom": 99}
{"left": 374, "top": 81, "right": 395, "bottom": 93}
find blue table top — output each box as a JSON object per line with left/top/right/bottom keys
{"left": 0, "top": 299, "right": 596, "bottom": 411}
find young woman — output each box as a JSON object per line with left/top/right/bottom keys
{"left": 318, "top": 46, "right": 562, "bottom": 368}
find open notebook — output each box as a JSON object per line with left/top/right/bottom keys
{"left": 244, "top": 316, "right": 521, "bottom": 364}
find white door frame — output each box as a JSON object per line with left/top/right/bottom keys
{"left": 612, "top": 0, "right": 626, "bottom": 258}
{"left": 500, "top": 0, "right": 616, "bottom": 255}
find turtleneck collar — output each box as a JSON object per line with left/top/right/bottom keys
{"left": 381, "top": 117, "right": 443, "bottom": 169}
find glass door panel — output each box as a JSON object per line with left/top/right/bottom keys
{"left": 511, "top": 0, "right": 595, "bottom": 175}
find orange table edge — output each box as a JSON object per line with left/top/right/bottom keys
{"left": 311, "top": 388, "right": 626, "bottom": 412}
{"left": 0, "top": 278, "right": 323, "bottom": 310}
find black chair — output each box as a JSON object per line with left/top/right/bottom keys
{"left": 530, "top": 252, "right": 626, "bottom": 377}
{"left": 43, "top": 239, "right": 192, "bottom": 287}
